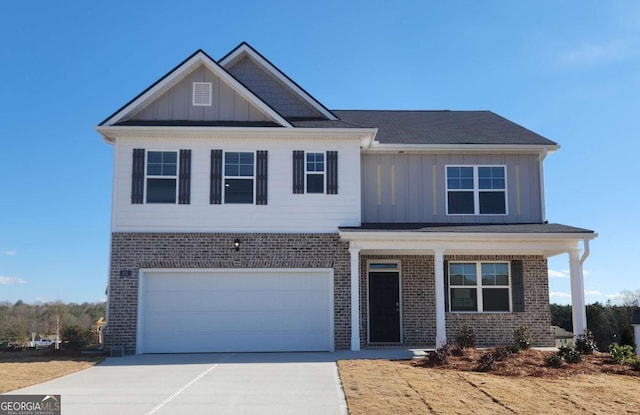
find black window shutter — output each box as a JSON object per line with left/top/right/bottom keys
{"left": 210, "top": 150, "right": 223, "bottom": 204}
{"left": 256, "top": 150, "right": 268, "bottom": 205}
{"left": 511, "top": 260, "right": 525, "bottom": 312}
{"left": 326, "top": 150, "right": 338, "bottom": 194}
{"left": 131, "top": 149, "right": 145, "bottom": 204}
{"left": 293, "top": 150, "right": 304, "bottom": 194}
{"left": 178, "top": 149, "right": 191, "bottom": 204}
{"left": 444, "top": 260, "right": 449, "bottom": 312}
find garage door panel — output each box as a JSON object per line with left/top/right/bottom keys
{"left": 140, "top": 270, "right": 333, "bottom": 353}
{"left": 143, "top": 331, "right": 330, "bottom": 353}
{"left": 146, "top": 272, "right": 329, "bottom": 291}
{"left": 145, "top": 290, "right": 329, "bottom": 313}
{"left": 144, "top": 309, "right": 330, "bottom": 333}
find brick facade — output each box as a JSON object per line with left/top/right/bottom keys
{"left": 107, "top": 232, "right": 351, "bottom": 354}
{"left": 107, "top": 233, "right": 553, "bottom": 354}
{"left": 360, "top": 254, "right": 553, "bottom": 348}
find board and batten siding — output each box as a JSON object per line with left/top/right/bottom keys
{"left": 361, "top": 153, "right": 542, "bottom": 224}
{"left": 111, "top": 135, "right": 361, "bottom": 232}
{"left": 128, "top": 65, "right": 269, "bottom": 123}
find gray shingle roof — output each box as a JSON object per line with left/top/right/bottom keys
{"left": 331, "top": 110, "right": 557, "bottom": 146}
{"left": 339, "top": 223, "right": 594, "bottom": 234}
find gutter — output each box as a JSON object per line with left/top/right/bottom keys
{"left": 365, "top": 143, "right": 560, "bottom": 154}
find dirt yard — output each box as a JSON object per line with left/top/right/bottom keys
{"left": 0, "top": 350, "right": 104, "bottom": 393}
{"left": 338, "top": 350, "right": 640, "bottom": 415}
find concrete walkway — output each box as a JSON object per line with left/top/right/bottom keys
{"left": 6, "top": 349, "right": 423, "bottom": 415}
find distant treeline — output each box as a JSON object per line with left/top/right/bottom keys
{"left": 0, "top": 300, "right": 105, "bottom": 342}
{"left": 550, "top": 301, "right": 638, "bottom": 349}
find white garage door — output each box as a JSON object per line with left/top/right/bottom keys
{"left": 138, "top": 269, "right": 334, "bottom": 353}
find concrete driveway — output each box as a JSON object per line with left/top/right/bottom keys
{"left": 6, "top": 350, "right": 418, "bottom": 415}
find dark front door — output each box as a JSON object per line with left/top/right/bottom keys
{"left": 368, "top": 272, "right": 400, "bottom": 342}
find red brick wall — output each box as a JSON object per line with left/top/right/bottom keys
{"left": 107, "top": 232, "right": 351, "bottom": 354}
{"left": 360, "top": 254, "right": 553, "bottom": 347}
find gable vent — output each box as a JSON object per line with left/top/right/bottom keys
{"left": 192, "top": 82, "right": 212, "bottom": 106}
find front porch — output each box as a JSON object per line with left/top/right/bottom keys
{"left": 340, "top": 223, "right": 596, "bottom": 351}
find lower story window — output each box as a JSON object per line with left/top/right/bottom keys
{"left": 449, "top": 262, "right": 511, "bottom": 312}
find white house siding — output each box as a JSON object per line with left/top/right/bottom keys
{"left": 361, "top": 152, "right": 542, "bottom": 224}
{"left": 112, "top": 134, "right": 362, "bottom": 232}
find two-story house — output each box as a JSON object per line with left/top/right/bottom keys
{"left": 96, "top": 43, "right": 596, "bottom": 354}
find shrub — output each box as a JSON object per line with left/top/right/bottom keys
{"left": 507, "top": 343, "right": 522, "bottom": 354}
{"left": 557, "top": 345, "right": 573, "bottom": 358}
{"left": 563, "top": 348, "right": 583, "bottom": 364}
{"left": 493, "top": 346, "right": 512, "bottom": 361}
{"left": 477, "top": 351, "right": 497, "bottom": 372}
{"left": 475, "top": 346, "right": 512, "bottom": 372}
{"left": 575, "top": 329, "right": 597, "bottom": 355}
{"left": 427, "top": 344, "right": 451, "bottom": 366}
{"left": 456, "top": 325, "right": 475, "bottom": 349}
{"left": 61, "top": 325, "right": 92, "bottom": 350}
{"left": 513, "top": 326, "right": 531, "bottom": 350}
{"left": 545, "top": 353, "right": 564, "bottom": 368}
{"left": 621, "top": 325, "right": 636, "bottom": 348}
{"left": 629, "top": 356, "right": 640, "bottom": 371}
{"left": 450, "top": 344, "right": 464, "bottom": 357}
{"left": 609, "top": 343, "right": 636, "bottom": 364}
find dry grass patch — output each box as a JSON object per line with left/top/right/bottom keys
{"left": 338, "top": 351, "right": 640, "bottom": 415}
{"left": 0, "top": 350, "right": 104, "bottom": 393}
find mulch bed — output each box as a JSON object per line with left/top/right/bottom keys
{"left": 411, "top": 348, "right": 639, "bottom": 379}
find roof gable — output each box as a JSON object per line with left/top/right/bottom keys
{"left": 220, "top": 42, "right": 337, "bottom": 121}
{"left": 99, "top": 50, "right": 292, "bottom": 128}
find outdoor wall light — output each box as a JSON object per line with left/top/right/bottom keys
{"left": 233, "top": 239, "right": 241, "bottom": 251}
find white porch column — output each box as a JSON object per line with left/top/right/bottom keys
{"left": 569, "top": 248, "right": 587, "bottom": 336}
{"left": 434, "top": 248, "right": 446, "bottom": 347}
{"left": 633, "top": 323, "right": 640, "bottom": 356}
{"left": 349, "top": 246, "right": 361, "bottom": 351}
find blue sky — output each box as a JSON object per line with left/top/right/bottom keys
{"left": 1, "top": 1, "right": 638, "bottom": 305}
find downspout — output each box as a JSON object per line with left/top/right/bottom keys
{"left": 538, "top": 148, "right": 548, "bottom": 223}
{"left": 580, "top": 238, "right": 590, "bottom": 264}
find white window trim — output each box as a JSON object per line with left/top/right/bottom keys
{"left": 445, "top": 165, "right": 508, "bottom": 216}
{"left": 305, "top": 151, "right": 326, "bottom": 194}
{"left": 448, "top": 261, "right": 512, "bottom": 313}
{"left": 144, "top": 150, "right": 179, "bottom": 204}
{"left": 366, "top": 259, "right": 403, "bottom": 344}
{"left": 192, "top": 82, "right": 212, "bottom": 106}
{"left": 223, "top": 150, "right": 256, "bottom": 204}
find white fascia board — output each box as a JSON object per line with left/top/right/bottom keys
{"left": 340, "top": 231, "right": 595, "bottom": 257}
{"left": 219, "top": 45, "right": 338, "bottom": 121}
{"left": 366, "top": 143, "right": 560, "bottom": 154}
{"left": 100, "top": 52, "right": 292, "bottom": 130}
{"left": 339, "top": 230, "right": 597, "bottom": 242}
{"left": 96, "top": 125, "right": 377, "bottom": 144}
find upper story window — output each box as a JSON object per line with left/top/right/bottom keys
{"left": 446, "top": 165, "right": 506, "bottom": 215}
{"left": 192, "top": 82, "right": 212, "bottom": 106}
{"left": 293, "top": 150, "right": 338, "bottom": 194}
{"left": 224, "top": 152, "right": 254, "bottom": 204}
{"left": 131, "top": 149, "right": 191, "bottom": 205}
{"left": 146, "top": 151, "right": 178, "bottom": 203}
{"left": 306, "top": 152, "right": 325, "bottom": 193}
{"left": 210, "top": 150, "right": 267, "bottom": 205}
{"left": 449, "top": 262, "right": 511, "bottom": 312}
